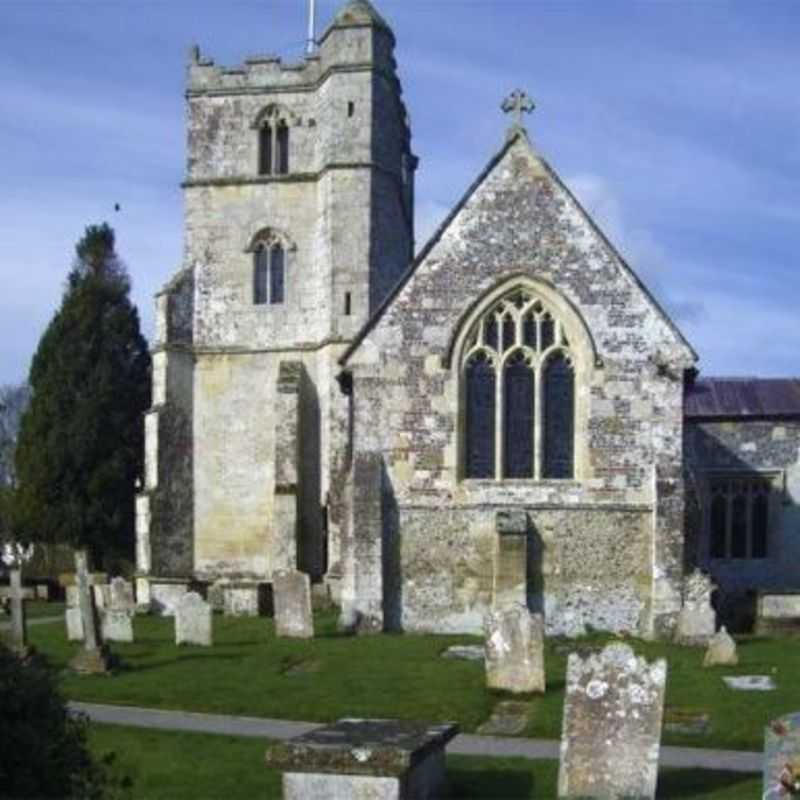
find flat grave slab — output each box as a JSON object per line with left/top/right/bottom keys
{"left": 723, "top": 675, "right": 776, "bottom": 692}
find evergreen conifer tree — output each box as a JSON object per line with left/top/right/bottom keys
{"left": 14, "top": 224, "right": 150, "bottom": 571}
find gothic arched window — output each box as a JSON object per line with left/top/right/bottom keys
{"left": 461, "top": 288, "right": 576, "bottom": 480}
{"left": 253, "top": 241, "right": 286, "bottom": 305}
{"left": 257, "top": 108, "right": 291, "bottom": 176}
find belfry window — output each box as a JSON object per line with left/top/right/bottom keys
{"left": 253, "top": 242, "right": 286, "bottom": 305}
{"left": 258, "top": 113, "right": 290, "bottom": 176}
{"left": 462, "top": 289, "right": 576, "bottom": 480}
{"left": 706, "top": 475, "right": 774, "bottom": 560}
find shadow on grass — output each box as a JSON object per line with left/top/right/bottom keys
{"left": 115, "top": 652, "right": 244, "bottom": 673}
{"left": 657, "top": 769, "right": 759, "bottom": 798}
{"left": 448, "top": 766, "right": 535, "bottom": 799}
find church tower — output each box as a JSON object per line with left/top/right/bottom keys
{"left": 136, "top": 0, "right": 415, "bottom": 605}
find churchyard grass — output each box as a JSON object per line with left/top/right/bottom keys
{"left": 30, "top": 611, "right": 800, "bottom": 752}
{"left": 87, "top": 724, "right": 760, "bottom": 799}
{"left": 25, "top": 600, "right": 65, "bottom": 618}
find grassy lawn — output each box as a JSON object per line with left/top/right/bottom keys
{"left": 27, "top": 600, "right": 66, "bottom": 619}
{"left": 88, "top": 724, "right": 761, "bottom": 799}
{"left": 31, "top": 610, "right": 798, "bottom": 752}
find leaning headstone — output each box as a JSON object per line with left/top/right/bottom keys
{"left": 558, "top": 643, "right": 667, "bottom": 799}
{"left": 703, "top": 626, "right": 738, "bottom": 667}
{"left": 674, "top": 569, "right": 716, "bottom": 646}
{"left": 764, "top": 713, "right": 800, "bottom": 799}
{"left": 484, "top": 604, "right": 545, "bottom": 694}
{"left": 175, "top": 592, "right": 212, "bottom": 646}
{"left": 68, "top": 550, "right": 111, "bottom": 674}
{"left": 273, "top": 570, "right": 313, "bottom": 639}
{"left": 8, "top": 568, "right": 28, "bottom": 655}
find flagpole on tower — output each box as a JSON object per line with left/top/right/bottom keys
{"left": 306, "top": 0, "right": 317, "bottom": 55}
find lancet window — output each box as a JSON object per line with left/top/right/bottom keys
{"left": 253, "top": 241, "right": 285, "bottom": 305}
{"left": 462, "top": 289, "right": 576, "bottom": 480}
{"left": 258, "top": 110, "right": 290, "bottom": 176}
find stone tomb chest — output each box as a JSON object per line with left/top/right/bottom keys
{"left": 265, "top": 719, "right": 459, "bottom": 800}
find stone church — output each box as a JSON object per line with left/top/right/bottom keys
{"left": 135, "top": 0, "right": 800, "bottom": 638}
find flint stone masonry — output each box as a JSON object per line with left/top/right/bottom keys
{"left": 764, "top": 712, "right": 800, "bottom": 799}
{"left": 484, "top": 605, "right": 545, "bottom": 694}
{"left": 703, "top": 626, "right": 738, "bottom": 667}
{"left": 223, "top": 583, "right": 261, "bottom": 617}
{"left": 558, "top": 643, "right": 667, "bottom": 799}
{"left": 265, "top": 718, "right": 459, "bottom": 800}
{"left": 674, "top": 569, "right": 716, "bottom": 646}
{"left": 273, "top": 570, "right": 314, "bottom": 638}
{"left": 175, "top": 592, "right": 212, "bottom": 646}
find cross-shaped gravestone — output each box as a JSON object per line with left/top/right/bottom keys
{"left": 9, "top": 567, "right": 27, "bottom": 655}
{"left": 501, "top": 89, "right": 535, "bottom": 128}
{"left": 68, "top": 550, "right": 111, "bottom": 674}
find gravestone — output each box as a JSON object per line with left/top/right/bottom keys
{"left": 764, "top": 713, "right": 800, "bottom": 799}
{"left": 175, "top": 592, "right": 212, "bottom": 646}
{"left": 8, "top": 568, "right": 28, "bottom": 655}
{"left": 109, "top": 577, "right": 135, "bottom": 611}
{"left": 484, "top": 604, "right": 545, "bottom": 694}
{"left": 265, "top": 719, "right": 459, "bottom": 800}
{"left": 92, "top": 583, "right": 110, "bottom": 612}
{"left": 100, "top": 576, "right": 135, "bottom": 643}
{"left": 273, "top": 570, "right": 313, "bottom": 639}
{"left": 674, "top": 569, "right": 716, "bottom": 646}
{"left": 223, "top": 583, "right": 260, "bottom": 617}
{"left": 65, "top": 607, "right": 84, "bottom": 641}
{"left": 35, "top": 584, "right": 49, "bottom": 601}
{"left": 68, "top": 550, "right": 111, "bottom": 674}
{"left": 703, "top": 626, "right": 738, "bottom": 667}
{"left": 558, "top": 643, "right": 667, "bottom": 799}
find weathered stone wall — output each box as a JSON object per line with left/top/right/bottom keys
{"left": 142, "top": 4, "right": 414, "bottom": 585}
{"left": 685, "top": 418, "right": 800, "bottom": 592}
{"left": 345, "top": 134, "right": 695, "bottom": 637}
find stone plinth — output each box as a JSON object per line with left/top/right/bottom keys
{"left": 273, "top": 570, "right": 313, "bottom": 639}
{"left": 757, "top": 592, "right": 800, "bottom": 635}
{"left": 558, "top": 643, "right": 666, "bottom": 799}
{"left": 265, "top": 719, "right": 459, "bottom": 800}
{"left": 484, "top": 605, "right": 545, "bottom": 694}
{"left": 223, "top": 583, "right": 260, "bottom": 617}
{"left": 150, "top": 579, "right": 190, "bottom": 616}
{"left": 175, "top": 592, "right": 212, "bottom": 646}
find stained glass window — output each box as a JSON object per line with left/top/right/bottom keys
{"left": 461, "top": 288, "right": 577, "bottom": 481}
{"left": 503, "top": 352, "right": 534, "bottom": 478}
{"left": 543, "top": 354, "right": 574, "bottom": 479}
{"left": 465, "top": 352, "right": 496, "bottom": 478}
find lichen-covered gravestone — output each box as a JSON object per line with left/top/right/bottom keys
{"left": 703, "top": 626, "right": 738, "bottom": 667}
{"left": 764, "top": 713, "right": 800, "bottom": 799}
{"left": 674, "top": 569, "right": 716, "bottom": 646}
{"left": 484, "top": 604, "right": 545, "bottom": 694}
{"left": 175, "top": 592, "right": 212, "bottom": 646}
{"left": 558, "top": 643, "right": 667, "bottom": 799}
{"left": 273, "top": 570, "right": 313, "bottom": 639}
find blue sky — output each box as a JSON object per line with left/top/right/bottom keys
{"left": 1, "top": 0, "right": 798, "bottom": 385}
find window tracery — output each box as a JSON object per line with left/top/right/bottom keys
{"left": 461, "top": 288, "right": 576, "bottom": 480}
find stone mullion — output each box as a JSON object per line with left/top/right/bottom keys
{"left": 534, "top": 360, "right": 543, "bottom": 480}
{"left": 745, "top": 482, "right": 754, "bottom": 559}
{"left": 725, "top": 490, "right": 733, "bottom": 559}
{"left": 494, "top": 357, "right": 503, "bottom": 480}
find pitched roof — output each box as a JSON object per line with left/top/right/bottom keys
{"left": 341, "top": 129, "right": 697, "bottom": 368}
{"left": 685, "top": 378, "right": 800, "bottom": 419}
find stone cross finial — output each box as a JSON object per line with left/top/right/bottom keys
{"left": 502, "top": 89, "right": 535, "bottom": 129}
